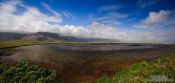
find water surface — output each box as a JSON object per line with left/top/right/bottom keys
{"left": 1, "top": 44, "right": 175, "bottom": 83}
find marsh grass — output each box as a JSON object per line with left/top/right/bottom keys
{"left": 0, "top": 41, "right": 114, "bottom": 49}
{"left": 0, "top": 41, "right": 54, "bottom": 49}
{"left": 96, "top": 55, "right": 175, "bottom": 83}
{"left": 0, "top": 49, "right": 16, "bottom": 56}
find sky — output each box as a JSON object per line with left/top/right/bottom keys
{"left": 0, "top": 0, "right": 175, "bottom": 43}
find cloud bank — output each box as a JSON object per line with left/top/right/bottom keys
{"left": 0, "top": 1, "right": 174, "bottom": 43}
{"left": 135, "top": 10, "right": 175, "bottom": 28}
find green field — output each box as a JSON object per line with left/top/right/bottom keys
{"left": 0, "top": 41, "right": 171, "bottom": 49}
{"left": 0, "top": 41, "right": 115, "bottom": 49}
{"left": 0, "top": 41, "right": 58, "bottom": 49}
{"left": 96, "top": 55, "right": 175, "bottom": 83}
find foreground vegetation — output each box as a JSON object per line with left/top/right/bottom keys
{"left": 96, "top": 55, "right": 175, "bottom": 83}
{"left": 0, "top": 61, "right": 56, "bottom": 82}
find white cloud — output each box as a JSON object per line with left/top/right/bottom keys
{"left": 56, "top": 22, "right": 164, "bottom": 43}
{"left": 100, "top": 20, "right": 121, "bottom": 25}
{"left": 108, "top": 12, "right": 129, "bottom": 19}
{"left": 0, "top": 1, "right": 62, "bottom": 32}
{"left": 42, "top": 3, "right": 75, "bottom": 20}
{"left": 61, "top": 10, "right": 76, "bottom": 21}
{"left": 90, "top": 12, "right": 129, "bottom": 25}
{"left": 135, "top": 10, "right": 175, "bottom": 28}
{"left": 98, "top": 5, "right": 120, "bottom": 12}
{"left": 137, "top": 0, "right": 157, "bottom": 8}
{"left": 42, "top": 2, "right": 61, "bottom": 18}
{"left": 61, "top": 11, "right": 73, "bottom": 18}
{"left": 0, "top": 1, "right": 174, "bottom": 43}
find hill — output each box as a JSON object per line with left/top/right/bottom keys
{"left": 0, "top": 32, "right": 119, "bottom": 42}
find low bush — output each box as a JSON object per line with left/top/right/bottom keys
{"left": 0, "top": 61, "right": 56, "bottom": 83}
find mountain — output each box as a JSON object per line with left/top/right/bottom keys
{"left": 0, "top": 32, "right": 119, "bottom": 42}
{"left": 20, "top": 32, "right": 60, "bottom": 41}
{"left": 0, "top": 32, "right": 26, "bottom": 41}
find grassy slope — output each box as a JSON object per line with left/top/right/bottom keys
{"left": 96, "top": 55, "right": 175, "bottom": 83}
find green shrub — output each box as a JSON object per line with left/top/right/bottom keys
{"left": 0, "top": 61, "right": 56, "bottom": 82}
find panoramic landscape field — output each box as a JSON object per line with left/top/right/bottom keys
{"left": 0, "top": 0, "right": 175, "bottom": 83}
{"left": 0, "top": 42, "right": 175, "bottom": 83}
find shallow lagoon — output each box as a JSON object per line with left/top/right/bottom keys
{"left": 1, "top": 44, "right": 175, "bottom": 83}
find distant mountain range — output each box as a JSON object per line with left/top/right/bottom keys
{"left": 0, "top": 32, "right": 119, "bottom": 42}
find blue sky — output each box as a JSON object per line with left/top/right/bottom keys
{"left": 19, "top": 0, "right": 175, "bottom": 26}
{"left": 0, "top": 0, "right": 175, "bottom": 43}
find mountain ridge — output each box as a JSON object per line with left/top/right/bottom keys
{"left": 0, "top": 32, "right": 120, "bottom": 42}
